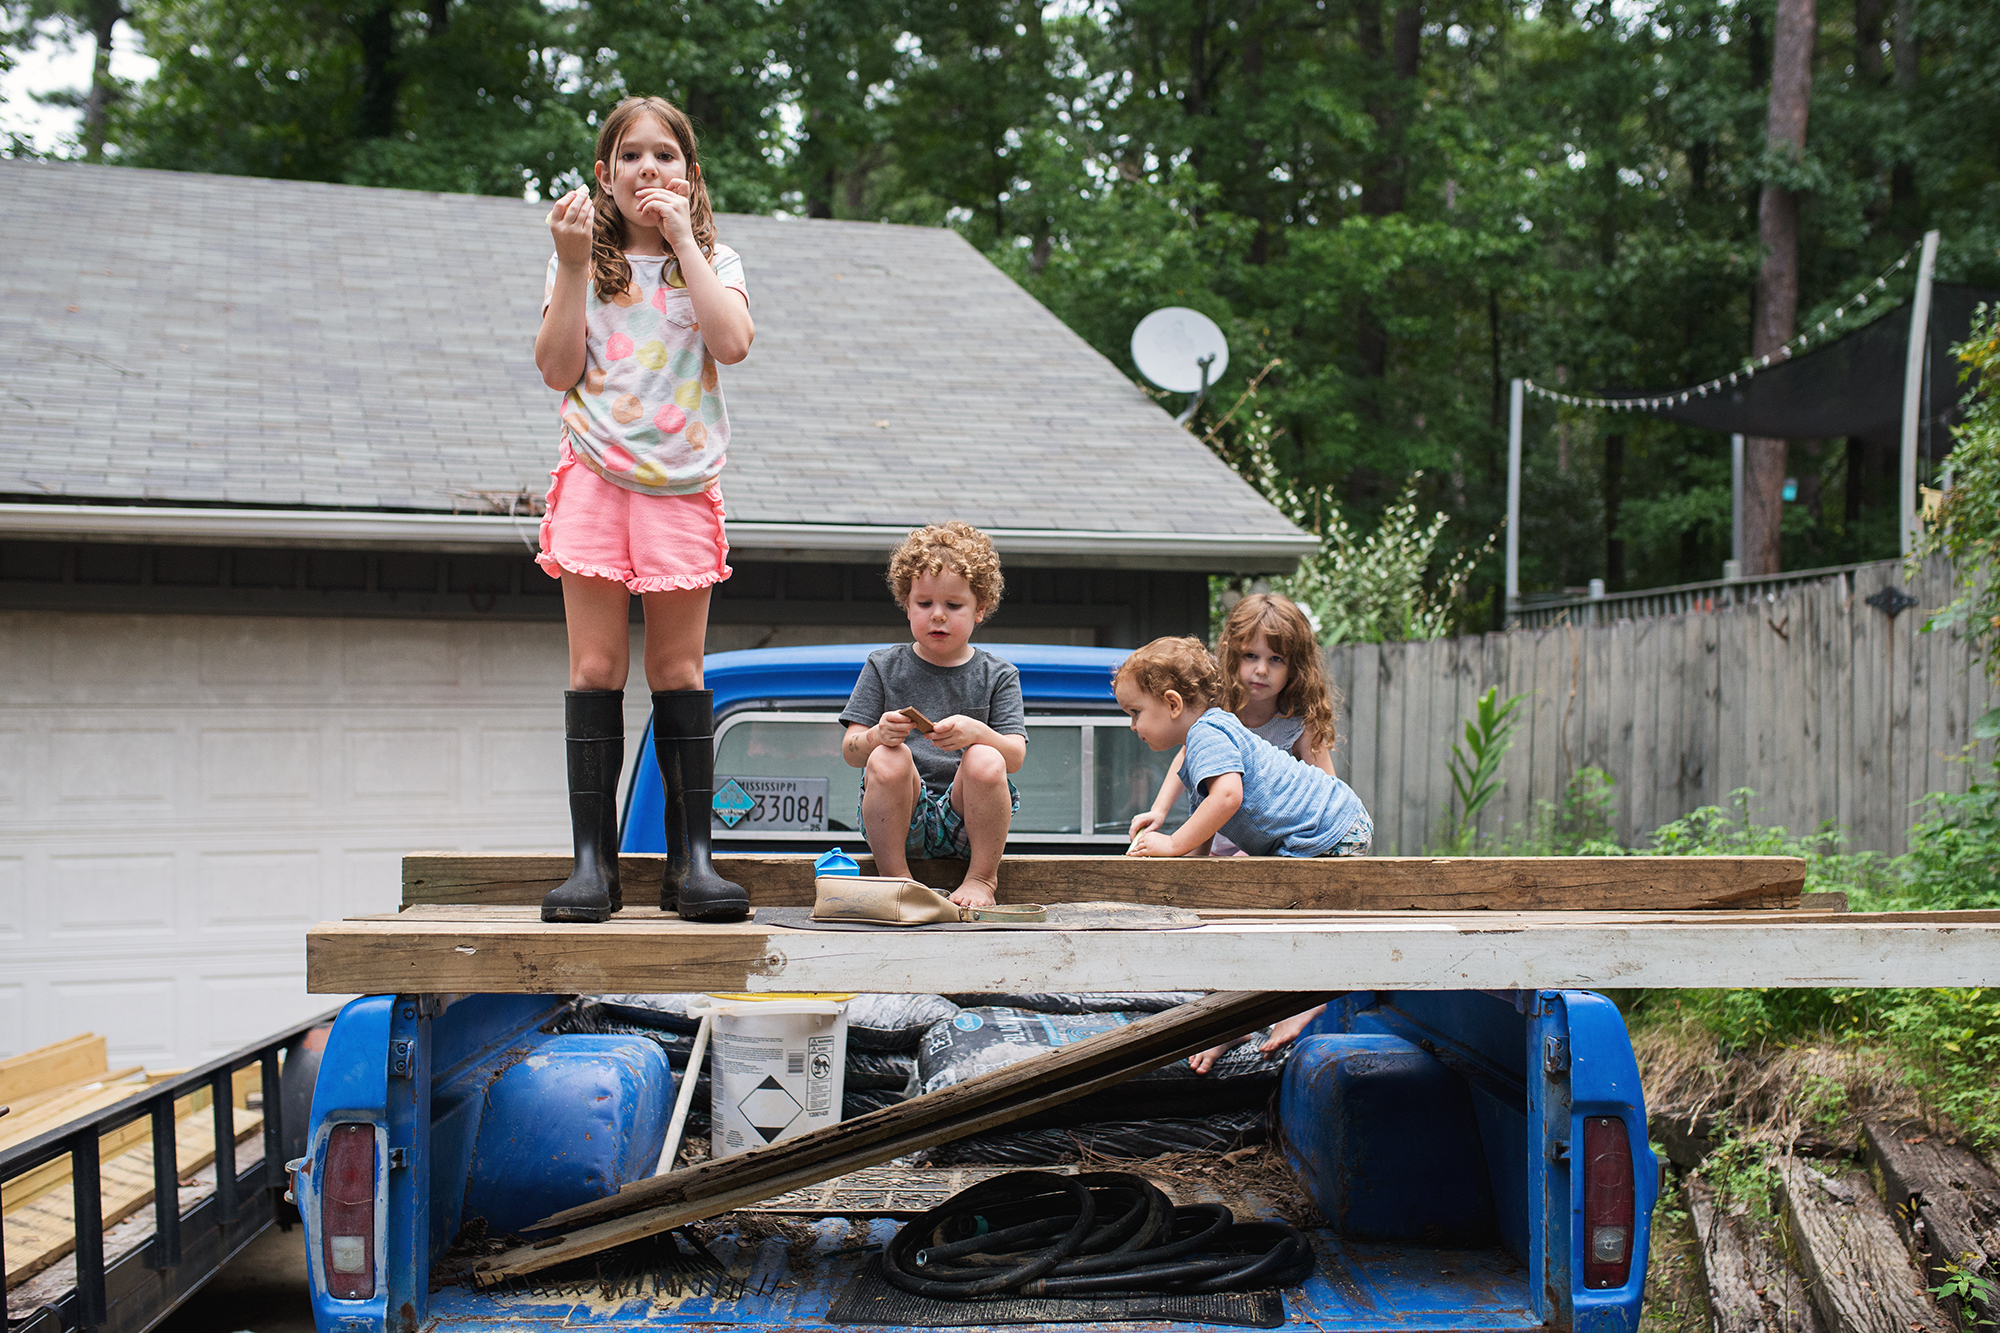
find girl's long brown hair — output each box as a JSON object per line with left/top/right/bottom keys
{"left": 589, "top": 96, "right": 718, "bottom": 304}
{"left": 1217, "top": 593, "right": 1340, "bottom": 757}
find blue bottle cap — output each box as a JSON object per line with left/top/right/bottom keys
{"left": 814, "top": 847, "right": 861, "bottom": 877}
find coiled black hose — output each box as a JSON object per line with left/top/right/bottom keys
{"left": 880, "top": 1170, "right": 1313, "bottom": 1300}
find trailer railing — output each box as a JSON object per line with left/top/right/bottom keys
{"left": 1509, "top": 559, "right": 1892, "bottom": 628}
{"left": 1, "top": 1009, "right": 339, "bottom": 1332}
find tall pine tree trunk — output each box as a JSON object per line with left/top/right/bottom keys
{"left": 1743, "top": 0, "right": 1816, "bottom": 575}
{"left": 79, "top": 0, "right": 127, "bottom": 162}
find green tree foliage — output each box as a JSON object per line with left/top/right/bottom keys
{"left": 14, "top": 0, "right": 2000, "bottom": 617}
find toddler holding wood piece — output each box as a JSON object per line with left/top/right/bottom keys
{"left": 840, "top": 523, "right": 1027, "bottom": 909}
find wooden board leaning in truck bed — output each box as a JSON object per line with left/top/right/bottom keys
{"left": 404, "top": 851, "right": 1809, "bottom": 911}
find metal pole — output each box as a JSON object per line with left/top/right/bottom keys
{"left": 1900, "top": 229, "right": 1942, "bottom": 556}
{"left": 1730, "top": 434, "right": 1745, "bottom": 567}
{"left": 1506, "top": 378, "right": 1523, "bottom": 616}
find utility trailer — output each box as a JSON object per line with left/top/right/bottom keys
{"left": 1, "top": 1011, "right": 336, "bottom": 1333}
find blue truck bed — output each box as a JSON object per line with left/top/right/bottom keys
{"left": 294, "top": 986, "right": 1655, "bottom": 1333}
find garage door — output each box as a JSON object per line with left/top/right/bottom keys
{"left": 0, "top": 610, "right": 646, "bottom": 1067}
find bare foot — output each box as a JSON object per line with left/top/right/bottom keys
{"left": 1258, "top": 1005, "right": 1327, "bottom": 1053}
{"left": 948, "top": 877, "right": 998, "bottom": 909}
{"left": 1188, "top": 1036, "right": 1248, "bottom": 1074}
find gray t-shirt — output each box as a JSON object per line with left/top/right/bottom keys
{"left": 840, "top": 645, "right": 1027, "bottom": 795}
{"left": 1250, "top": 714, "right": 1306, "bottom": 757}
{"left": 1182, "top": 708, "right": 1367, "bottom": 857}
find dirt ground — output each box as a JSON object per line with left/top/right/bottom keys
{"left": 158, "top": 1222, "right": 315, "bottom": 1333}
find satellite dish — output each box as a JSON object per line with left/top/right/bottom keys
{"left": 1131, "top": 307, "right": 1228, "bottom": 425}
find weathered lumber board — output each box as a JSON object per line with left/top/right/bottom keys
{"left": 469, "top": 990, "right": 1328, "bottom": 1286}
{"left": 1863, "top": 1120, "right": 2000, "bottom": 1331}
{"left": 0, "top": 1035, "right": 106, "bottom": 1107}
{"left": 402, "top": 852, "right": 1808, "bottom": 912}
{"left": 1685, "top": 1176, "right": 1824, "bottom": 1333}
{"left": 3, "top": 1106, "right": 260, "bottom": 1288}
{"left": 306, "top": 907, "right": 2000, "bottom": 994}
{"left": 1777, "top": 1158, "right": 1946, "bottom": 1333}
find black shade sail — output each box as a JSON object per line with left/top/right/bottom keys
{"left": 1623, "top": 283, "right": 1995, "bottom": 456}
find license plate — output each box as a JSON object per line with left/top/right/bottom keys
{"left": 712, "top": 776, "right": 830, "bottom": 831}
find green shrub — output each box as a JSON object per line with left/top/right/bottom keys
{"left": 1625, "top": 790, "right": 2000, "bottom": 1146}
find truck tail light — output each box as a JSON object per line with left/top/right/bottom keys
{"left": 1582, "top": 1115, "right": 1635, "bottom": 1289}
{"left": 321, "top": 1124, "right": 378, "bottom": 1299}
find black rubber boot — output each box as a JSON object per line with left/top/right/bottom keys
{"left": 540, "top": 690, "right": 625, "bottom": 923}
{"left": 653, "top": 689, "right": 749, "bottom": 922}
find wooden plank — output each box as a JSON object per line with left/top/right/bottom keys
{"left": 1606, "top": 618, "right": 1636, "bottom": 845}
{"left": 4, "top": 1106, "right": 261, "bottom": 1288}
{"left": 0, "top": 1076, "right": 151, "bottom": 1152}
{"left": 1583, "top": 609, "right": 1612, "bottom": 782}
{"left": 1829, "top": 577, "right": 1857, "bottom": 851}
{"left": 306, "top": 908, "right": 2000, "bottom": 995}
{"left": 1347, "top": 641, "right": 1381, "bottom": 822}
{"left": 470, "top": 990, "right": 1331, "bottom": 1285}
{"left": 1885, "top": 564, "right": 1918, "bottom": 857}
{"left": 1482, "top": 631, "right": 1521, "bottom": 845}
{"left": 1376, "top": 641, "right": 1409, "bottom": 854}
{"left": 1625, "top": 618, "right": 1659, "bottom": 845}
{"left": 0, "top": 1082, "right": 204, "bottom": 1215}
{"left": 1791, "top": 583, "right": 1824, "bottom": 837}
{"left": 1529, "top": 626, "right": 1570, "bottom": 821}
{"left": 1862, "top": 1120, "right": 2000, "bottom": 1331}
{"left": 0, "top": 1036, "right": 105, "bottom": 1106}
{"left": 1717, "top": 594, "right": 1751, "bottom": 812}
{"left": 1684, "top": 1177, "right": 1824, "bottom": 1333}
{"left": 1415, "top": 636, "right": 1447, "bottom": 854}
{"left": 1776, "top": 1157, "right": 1946, "bottom": 1333}
{"left": 403, "top": 852, "right": 1807, "bottom": 912}
{"left": 1849, "top": 565, "right": 1887, "bottom": 855}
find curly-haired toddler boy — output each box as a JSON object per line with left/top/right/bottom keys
{"left": 839, "top": 522, "right": 1026, "bottom": 908}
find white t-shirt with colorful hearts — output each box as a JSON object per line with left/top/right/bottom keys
{"left": 543, "top": 246, "right": 748, "bottom": 495}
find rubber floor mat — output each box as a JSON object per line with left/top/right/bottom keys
{"left": 826, "top": 1254, "right": 1287, "bottom": 1327}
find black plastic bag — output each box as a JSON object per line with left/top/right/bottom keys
{"left": 842, "top": 1086, "right": 909, "bottom": 1119}
{"left": 917, "top": 1108, "right": 1268, "bottom": 1166}
{"left": 846, "top": 1049, "right": 917, "bottom": 1091}
{"left": 943, "top": 992, "right": 1205, "bottom": 1015}
{"left": 591, "top": 994, "right": 706, "bottom": 1034}
{"left": 845, "top": 994, "right": 961, "bottom": 1051}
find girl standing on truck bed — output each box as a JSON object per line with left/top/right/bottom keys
{"left": 532, "top": 95, "right": 755, "bottom": 925}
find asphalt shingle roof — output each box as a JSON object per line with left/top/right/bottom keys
{"left": 0, "top": 160, "right": 1304, "bottom": 541}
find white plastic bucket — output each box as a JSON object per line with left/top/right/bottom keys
{"left": 698, "top": 993, "right": 850, "bottom": 1159}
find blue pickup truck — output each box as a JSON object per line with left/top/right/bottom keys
{"left": 292, "top": 644, "right": 1658, "bottom": 1333}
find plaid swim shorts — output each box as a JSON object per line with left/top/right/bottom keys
{"left": 858, "top": 780, "right": 1023, "bottom": 859}
{"left": 1327, "top": 811, "right": 1374, "bottom": 857}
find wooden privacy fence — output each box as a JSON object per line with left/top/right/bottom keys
{"left": 1324, "top": 556, "right": 1998, "bottom": 856}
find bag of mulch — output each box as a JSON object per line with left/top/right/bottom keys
{"left": 917, "top": 1007, "right": 1291, "bottom": 1114}
{"left": 917, "top": 1108, "right": 1268, "bottom": 1167}
{"left": 844, "top": 994, "right": 961, "bottom": 1051}
{"left": 944, "top": 992, "right": 1206, "bottom": 1015}
{"left": 846, "top": 1049, "right": 917, "bottom": 1092}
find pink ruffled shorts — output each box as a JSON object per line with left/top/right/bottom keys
{"left": 535, "top": 443, "right": 732, "bottom": 594}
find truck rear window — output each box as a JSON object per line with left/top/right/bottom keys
{"left": 711, "top": 712, "right": 1186, "bottom": 845}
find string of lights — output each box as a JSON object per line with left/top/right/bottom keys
{"left": 1522, "top": 238, "right": 1925, "bottom": 411}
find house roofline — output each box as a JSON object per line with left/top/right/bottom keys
{"left": 0, "top": 503, "right": 1314, "bottom": 573}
